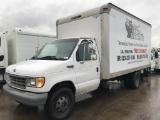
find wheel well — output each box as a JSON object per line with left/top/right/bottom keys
{"left": 49, "top": 81, "right": 76, "bottom": 96}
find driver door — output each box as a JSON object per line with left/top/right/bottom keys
{"left": 74, "top": 39, "right": 100, "bottom": 94}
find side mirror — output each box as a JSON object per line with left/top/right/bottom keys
{"left": 91, "top": 54, "right": 97, "bottom": 60}
{"left": 92, "top": 43, "right": 96, "bottom": 51}
{"left": 88, "top": 43, "right": 96, "bottom": 55}
{"left": 88, "top": 43, "right": 93, "bottom": 54}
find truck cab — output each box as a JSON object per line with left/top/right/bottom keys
{"left": 0, "top": 33, "right": 8, "bottom": 81}
{"left": 3, "top": 37, "right": 100, "bottom": 119}
{"left": 154, "top": 48, "right": 160, "bottom": 72}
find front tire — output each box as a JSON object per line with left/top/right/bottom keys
{"left": 45, "top": 88, "right": 75, "bottom": 120}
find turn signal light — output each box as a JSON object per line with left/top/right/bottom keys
{"left": 36, "top": 77, "right": 45, "bottom": 88}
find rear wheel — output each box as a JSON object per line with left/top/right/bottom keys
{"left": 129, "top": 72, "right": 140, "bottom": 89}
{"left": 123, "top": 75, "right": 130, "bottom": 88}
{"left": 123, "top": 72, "right": 141, "bottom": 89}
{"left": 45, "top": 88, "right": 75, "bottom": 120}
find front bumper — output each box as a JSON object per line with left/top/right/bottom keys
{"left": 3, "top": 84, "right": 48, "bottom": 106}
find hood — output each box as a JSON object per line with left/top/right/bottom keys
{"left": 6, "top": 59, "right": 74, "bottom": 76}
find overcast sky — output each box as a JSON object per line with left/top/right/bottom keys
{"left": 0, "top": 0, "right": 159, "bottom": 47}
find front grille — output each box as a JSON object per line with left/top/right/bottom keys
{"left": 9, "top": 75, "right": 27, "bottom": 89}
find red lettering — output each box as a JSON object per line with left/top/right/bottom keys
{"left": 139, "top": 49, "right": 146, "bottom": 53}
{"left": 134, "top": 48, "right": 147, "bottom": 53}
{"left": 134, "top": 48, "right": 139, "bottom": 53}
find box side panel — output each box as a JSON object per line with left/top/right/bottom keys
{"left": 57, "top": 15, "right": 102, "bottom": 57}
{"left": 7, "top": 32, "right": 17, "bottom": 65}
{"left": 38, "top": 36, "right": 55, "bottom": 51}
{"left": 17, "top": 34, "right": 38, "bottom": 62}
{"left": 102, "top": 8, "right": 151, "bottom": 79}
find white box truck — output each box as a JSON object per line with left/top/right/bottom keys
{"left": 0, "top": 28, "right": 56, "bottom": 82}
{"left": 3, "top": 3, "right": 151, "bottom": 120}
{"left": 154, "top": 48, "right": 160, "bottom": 72}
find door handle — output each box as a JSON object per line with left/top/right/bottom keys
{"left": 66, "top": 65, "right": 74, "bottom": 69}
{"left": 96, "top": 67, "right": 99, "bottom": 72}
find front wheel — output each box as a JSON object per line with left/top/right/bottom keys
{"left": 45, "top": 88, "right": 75, "bottom": 120}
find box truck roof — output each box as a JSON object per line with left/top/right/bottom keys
{"left": 5, "top": 28, "right": 56, "bottom": 38}
{"left": 57, "top": 3, "right": 151, "bottom": 27}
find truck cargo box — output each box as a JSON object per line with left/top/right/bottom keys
{"left": 5, "top": 28, "right": 56, "bottom": 65}
{"left": 57, "top": 3, "right": 151, "bottom": 79}
{"left": 0, "top": 28, "right": 56, "bottom": 81}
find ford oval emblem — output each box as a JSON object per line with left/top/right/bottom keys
{"left": 13, "top": 69, "right": 16, "bottom": 72}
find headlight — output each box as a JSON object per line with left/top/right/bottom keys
{"left": 5, "top": 73, "right": 11, "bottom": 83}
{"left": 26, "top": 77, "right": 45, "bottom": 88}
{"left": 26, "top": 78, "right": 36, "bottom": 87}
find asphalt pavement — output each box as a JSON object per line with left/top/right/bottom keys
{"left": 0, "top": 72, "right": 160, "bottom": 120}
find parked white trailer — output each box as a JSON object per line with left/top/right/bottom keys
{"left": 3, "top": 3, "right": 151, "bottom": 120}
{"left": 0, "top": 28, "right": 56, "bottom": 82}
{"left": 154, "top": 47, "right": 160, "bottom": 72}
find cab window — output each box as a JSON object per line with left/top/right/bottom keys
{"left": 76, "top": 40, "right": 96, "bottom": 61}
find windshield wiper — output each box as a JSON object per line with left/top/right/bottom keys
{"left": 31, "top": 56, "right": 38, "bottom": 60}
{"left": 56, "top": 57, "right": 68, "bottom": 60}
{"left": 37, "top": 56, "right": 57, "bottom": 60}
{"left": 31, "top": 56, "right": 67, "bottom": 60}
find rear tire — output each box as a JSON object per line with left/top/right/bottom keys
{"left": 45, "top": 88, "right": 75, "bottom": 120}
{"left": 123, "top": 72, "right": 141, "bottom": 89}
{"left": 129, "top": 72, "right": 140, "bottom": 89}
{"left": 123, "top": 75, "right": 130, "bottom": 88}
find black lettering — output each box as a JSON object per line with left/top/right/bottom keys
{"left": 127, "top": 55, "right": 130, "bottom": 60}
{"left": 122, "top": 56, "right": 125, "bottom": 61}
{"left": 117, "top": 56, "right": 121, "bottom": 61}
{"left": 120, "top": 50, "right": 124, "bottom": 53}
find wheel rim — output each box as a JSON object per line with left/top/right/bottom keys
{"left": 55, "top": 95, "right": 70, "bottom": 114}
{"left": 135, "top": 73, "right": 140, "bottom": 87}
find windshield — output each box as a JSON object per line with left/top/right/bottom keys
{"left": 31, "top": 38, "right": 79, "bottom": 60}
